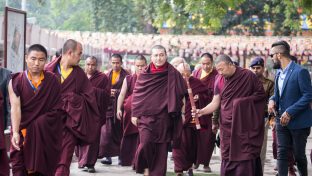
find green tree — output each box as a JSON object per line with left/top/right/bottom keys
{"left": 152, "top": 0, "right": 244, "bottom": 34}
{"left": 24, "top": 0, "right": 92, "bottom": 31}
{"left": 90, "top": 0, "right": 142, "bottom": 32}
{"left": 264, "top": 0, "right": 301, "bottom": 36}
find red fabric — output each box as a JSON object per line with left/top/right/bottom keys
{"left": 184, "top": 77, "right": 211, "bottom": 127}
{"left": 132, "top": 63, "right": 187, "bottom": 146}
{"left": 173, "top": 127, "right": 197, "bottom": 172}
{"left": 221, "top": 158, "right": 262, "bottom": 176}
{"left": 120, "top": 133, "right": 139, "bottom": 166}
{"left": 45, "top": 57, "right": 101, "bottom": 144}
{"left": 173, "top": 77, "right": 216, "bottom": 170}
{"left": 98, "top": 68, "right": 129, "bottom": 157}
{"left": 77, "top": 70, "right": 110, "bottom": 167}
{"left": 217, "top": 67, "right": 266, "bottom": 161}
{"left": 0, "top": 92, "right": 9, "bottom": 176}
{"left": 193, "top": 68, "right": 218, "bottom": 91}
{"left": 190, "top": 72, "right": 218, "bottom": 166}
{"left": 89, "top": 70, "right": 110, "bottom": 125}
{"left": 105, "top": 68, "right": 129, "bottom": 119}
{"left": 150, "top": 62, "right": 168, "bottom": 73}
{"left": 10, "top": 71, "right": 63, "bottom": 176}
{"left": 123, "top": 74, "right": 138, "bottom": 136}
{"left": 132, "top": 63, "right": 187, "bottom": 175}
{"left": 120, "top": 74, "right": 139, "bottom": 166}
{"left": 0, "top": 92, "right": 5, "bottom": 150}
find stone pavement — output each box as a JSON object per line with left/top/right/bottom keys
{"left": 70, "top": 130, "right": 312, "bottom": 176}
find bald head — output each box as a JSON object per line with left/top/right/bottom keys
{"left": 170, "top": 57, "right": 186, "bottom": 68}
{"left": 215, "top": 54, "right": 236, "bottom": 78}
{"left": 85, "top": 56, "right": 98, "bottom": 76}
{"left": 215, "top": 54, "right": 233, "bottom": 65}
{"left": 86, "top": 56, "right": 98, "bottom": 65}
{"left": 62, "top": 39, "right": 83, "bottom": 66}
{"left": 176, "top": 62, "right": 191, "bottom": 76}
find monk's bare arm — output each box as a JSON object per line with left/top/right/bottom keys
{"left": 116, "top": 78, "right": 128, "bottom": 120}
{"left": 8, "top": 80, "right": 22, "bottom": 150}
{"left": 181, "top": 97, "right": 186, "bottom": 123}
{"left": 197, "top": 94, "right": 221, "bottom": 117}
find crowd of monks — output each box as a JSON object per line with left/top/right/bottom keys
{"left": 0, "top": 39, "right": 312, "bottom": 176}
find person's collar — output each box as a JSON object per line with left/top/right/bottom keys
{"left": 281, "top": 61, "right": 292, "bottom": 74}
{"left": 202, "top": 68, "right": 213, "bottom": 75}
{"left": 150, "top": 62, "right": 168, "bottom": 73}
{"left": 113, "top": 69, "right": 121, "bottom": 73}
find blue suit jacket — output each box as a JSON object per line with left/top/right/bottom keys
{"left": 270, "top": 61, "right": 312, "bottom": 129}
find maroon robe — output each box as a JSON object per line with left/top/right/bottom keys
{"left": 173, "top": 76, "right": 212, "bottom": 172}
{"left": 0, "top": 91, "right": 9, "bottom": 176}
{"left": 193, "top": 68, "right": 218, "bottom": 166}
{"left": 120, "top": 74, "right": 139, "bottom": 166}
{"left": 10, "top": 71, "right": 63, "bottom": 176}
{"left": 99, "top": 68, "right": 129, "bottom": 158}
{"left": 77, "top": 70, "right": 110, "bottom": 167}
{"left": 132, "top": 63, "right": 187, "bottom": 176}
{"left": 45, "top": 57, "right": 101, "bottom": 176}
{"left": 215, "top": 67, "right": 266, "bottom": 176}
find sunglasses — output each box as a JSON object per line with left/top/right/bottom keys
{"left": 270, "top": 52, "right": 285, "bottom": 58}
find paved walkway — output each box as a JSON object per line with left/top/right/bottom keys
{"left": 70, "top": 130, "right": 312, "bottom": 176}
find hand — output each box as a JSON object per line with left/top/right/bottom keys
{"left": 268, "top": 100, "right": 277, "bottom": 116}
{"left": 116, "top": 109, "right": 122, "bottom": 120}
{"left": 280, "top": 112, "right": 291, "bottom": 126}
{"left": 193, "top": 95, "right": 199, "bottom": 102}
{"left": 269, "top": 117, "right": 276, "bottom": 129}
{"left": 212, "top": 123, "right": 219, "bottom": 134}
{"left": 131, "top": 117, "right": 138, "bottom": 126}
{"left": 11, "top": 132, "right": 20, "bottom": 151}
{"left": 191, "top": 109, "right": 202, "bottom": 118}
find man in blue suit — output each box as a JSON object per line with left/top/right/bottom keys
{"left": 268, "top": 40, "right": 312, "bottom": 176}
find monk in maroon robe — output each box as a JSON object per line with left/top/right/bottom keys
{"left": 0, "top": 91, "right": 9, "bottom": 176}
{"left": 116, "top": 55, "right": 147, "bottom": 166}
{"left": 192, "top": 53, "right": 218, "bottom": 171}
{"left": 45, "top": 39, "right": 101, "bottom": 176}
{"left": 173, "top": 63, "right": 213, "bottom": 175}
{"left": 195, "top": 54, "right": 266, "bottom": 176}
{"left": 99, "top": 54, "right": 129, "bottom": 164}
{"left": 76, "top": 56, "right": 110, "bottom": 172}
{"left": 132, "top": 45, "right": 187, "bottom": 176}
{"left": 9, "top": 44, "right": 63, "bottom": 176}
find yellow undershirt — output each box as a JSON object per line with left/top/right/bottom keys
{"left": 112, "top": 70, "right": 121, "bottom": 85}
{"left": 200, "top": 69, "right": 211, "bottom": 79}
{"left": 60, "top": 65, "right": 73, "bottom": 83}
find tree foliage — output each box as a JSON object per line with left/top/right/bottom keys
{"left": 0, "top": 0, "right": 310, "bottom": 36}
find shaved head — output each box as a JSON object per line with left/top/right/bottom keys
{"left": 176, "top": 62, "right": 191, "bottom": 76}
{"left": 170, "top": 57, "right": 186, "bottom": 68}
